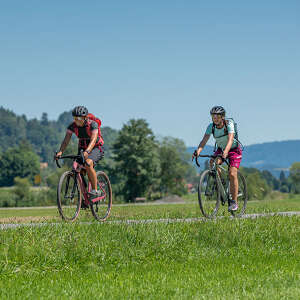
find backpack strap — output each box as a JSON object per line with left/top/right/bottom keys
{"left": 212, "top": 119, "right": 245, "bottom": 151}
{"left": 212, "top": 120, "right": 228, "bottom": 152}
{"left": 73, "top": 122, "right": 79, "bottom": 137}
{"left": 224, "top": 120, "right": 228, "bottom": 135}
{"left": 85, "top": 119, "right": 92, "bottom": 136}
{"left": 212, "top": 120, "right": 228, "bottom": 138}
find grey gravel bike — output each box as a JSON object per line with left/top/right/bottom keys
{"left": 194, "top": 152, "right": 248, "bottom": 218}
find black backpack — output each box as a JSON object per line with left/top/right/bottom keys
{"left": 212, "top": 118, "right": 243, "bottom": 150}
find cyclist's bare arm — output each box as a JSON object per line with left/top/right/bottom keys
{"left": 57, "top": 131, "right": 72, "bottom": 156}
{"left": 192, "top": 134, "right": 210, "bottom": 160}
{"left": 85, "top": 130, "right": 98, "bottom": 154}
{"left": 223, "top": 133, "right": 234, "bottom": 157}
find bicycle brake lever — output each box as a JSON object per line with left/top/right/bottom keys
{"left": 193, "top": 151, "right": 201, "bottom": 168}
{"left": 54, "top": 151, "right": 62, "bottom": 168}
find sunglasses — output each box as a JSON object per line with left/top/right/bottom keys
{"left": 74, "top": 116, "right": 84, "bottom": 121}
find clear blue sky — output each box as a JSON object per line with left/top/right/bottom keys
{"left": 1, "top": 1, "right": 299, "bottom": 146}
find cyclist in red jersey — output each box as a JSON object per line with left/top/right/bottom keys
{"left": 55, "top": 106, "right": 104, "bottom": 199}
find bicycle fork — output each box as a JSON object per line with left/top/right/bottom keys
{"left": 64, "top": 174, "right": 78, "bottom": 200}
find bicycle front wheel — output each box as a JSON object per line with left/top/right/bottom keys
{"left": 90, "top": 171, "right": 112, "bottom": 221}
{"left": 57, "top": 171, "right": 81, "bottom": 221}
{"left": 198, "top": 170, "right": 220, "bottom": 218}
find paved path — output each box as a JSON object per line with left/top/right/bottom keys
{"left": 0, "top": 202, "right": 188, "bottom": 210}
{"left": 1, "top": 211, "right": 300, "bottom": 231}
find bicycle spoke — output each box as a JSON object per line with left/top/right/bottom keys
{"left": 90, "top": 171, "right": 112, "bottom": 221}
{"left": 57, "top": 171, "right": 81, "bottom": 221}
{"left": 198, "top": 170, "right": 220, "bottom": 218}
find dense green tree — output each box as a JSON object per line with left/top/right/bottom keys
{"left": 289, "top": 162, "right": 300, "bottom": 194}
{"left": 13, "top": 177, "right": 32, "bottom": 206}
{"left": 0, "top": 107, "right": 27, "bottom": 150}
{"left": 261, "top": 170, "right": 280, "bottom": 190}
{"left": 41, "top": 112, "right": 49, "bottom": 126}
{"left": 240, "top": 167, "right": 271, "bottom": 200}
{"left": 101, "top": 126, "right": 119, "bottom": 158}
{"left": 278, "top": 170, "right": 290, "bottom": 193}
{"left": 290, "top": 162, "right": 300, "bottom": 182}
{"left": 113, "top": 119, "right": 160, "bottom": 202}
{"left": 279, "top": 170, "right": 286, "bottom": 182}
{"left": 158, "top": 137, "right": 195, "bottom": 195}
{"left": 0, "top": 145, "right": 40, "bottom": 187}
{"left": 57, "top": 110, "right": 73, "bottom": 130}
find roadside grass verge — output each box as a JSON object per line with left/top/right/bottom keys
{"left": 1, "top": 216, "right": 300, "bottom": 299}
{"left": 0, "top": 195, "right": 300, "bottom": 224}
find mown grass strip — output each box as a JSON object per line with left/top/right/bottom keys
{"left": 1, "top": 196, "right": 300, "bottom": 224}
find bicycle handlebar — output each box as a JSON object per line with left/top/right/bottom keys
{"left": 54, "top": 150, "right": 90, "bottom": 168}
{"left": 193, "top": 150, "right": 229, "bottom": 168}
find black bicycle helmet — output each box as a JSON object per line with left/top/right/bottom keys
{"left": 72, "top": 106, "right": 88, "bottom": 117}
{"left": 210, "top": 106, "right": 226, "bottom": 116}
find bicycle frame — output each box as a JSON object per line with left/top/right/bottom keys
{"left": 210, "top": 161, "right": 230, "bottom": 205}
{"left": 56, "top": 150, "right": 106, "bottom": 205}
{"left": 72, "top": 160, "right": 107, "bottom": 205}
{"left": 196, "top": 153, "right": 231, "bottom": 204}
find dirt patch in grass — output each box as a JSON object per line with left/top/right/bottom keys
{"left": 155, "top": 195, "right": 186, "bottom": 204}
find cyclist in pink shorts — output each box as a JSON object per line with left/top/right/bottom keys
{"left": 192, "top": 106, "right": 242, "bottom": 211}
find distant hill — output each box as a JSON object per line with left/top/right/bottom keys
{"left": 187, "top": 140, "right": 300, "bottom": 177}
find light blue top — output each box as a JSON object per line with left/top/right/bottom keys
{"left": 205, "top": 119, "right": 238, "bottom": 150}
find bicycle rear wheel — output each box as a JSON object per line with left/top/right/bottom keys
{"left": 198, "top": 170, "right": 220, "bottom": 218}
{"left": 90, "top": 171, "right": 112, "bottom": 221}
{"left": 57, "top": 171, "right": 81, "bottom": 221}
{"left": 230, "top": 171, "right": 248, "bottom": 217}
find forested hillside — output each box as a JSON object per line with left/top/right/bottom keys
{"left": 0, "top": 107, "right": 118, "bottom": 164}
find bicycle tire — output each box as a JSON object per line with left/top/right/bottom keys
{"left": 57, "top": 171, "right": 81, "bottom": 221}
{"left": 198, "top": 169, "right": 220, "bottom": 218}
{"left": 90, "top": 171, "right": 112, "bottom": 222}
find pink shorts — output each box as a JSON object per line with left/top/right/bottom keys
{"left": 214, "top": 147, "right": 243, "bottom": 169}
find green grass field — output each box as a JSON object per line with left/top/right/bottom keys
{"left": 1, "top": 196, "right": 300, "bottom": 299}
{"left": 1, "top": 217, "right": 300, "bottom": 299}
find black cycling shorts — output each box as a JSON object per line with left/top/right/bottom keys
{"left": 78, "top": 147, "right": 104, "bottom": 164}
{"left": 88, "top": 147, "right": 104, "bottom": 164}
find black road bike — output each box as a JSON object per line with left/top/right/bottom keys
{"left": 194, "top": 153, "right": 248, "bottom": 218}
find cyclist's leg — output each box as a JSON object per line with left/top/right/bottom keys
{"left": 85, "top": 147, "right": 104, "bottom": 192}
{"left": 210, "top": 148, "right": 223, "bottom": 178}
{"left": 86, "top": 158, "right": 97, "bottom": 190}
{"left": 227, "top": 147, "right": 242, "bottom": 207}
{"left": 229, "top": 166, "right": 238, "bottom": 202}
